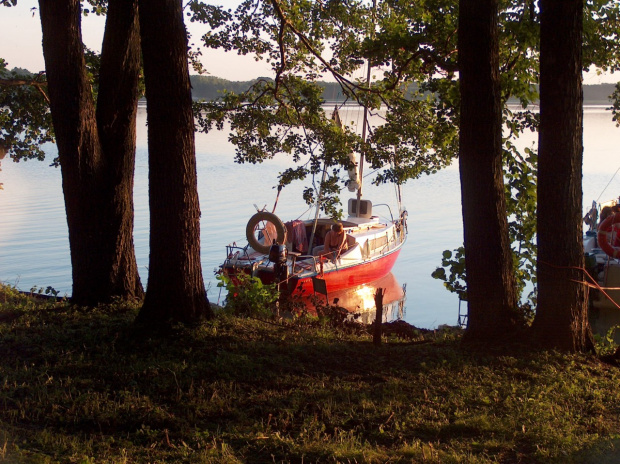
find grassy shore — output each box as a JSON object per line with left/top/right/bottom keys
{"left": 2, "top": 285, "right": 620, "bottom": 463}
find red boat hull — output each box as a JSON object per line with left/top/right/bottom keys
{"left": 291, "top": 247, "right": 402, "bottom": 295}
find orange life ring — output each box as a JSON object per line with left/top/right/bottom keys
{"left": 246, "top": 211, "right": 287, "bottom": 254}
{"left": 597, "top": 212, "right": 620, "bottom": 259}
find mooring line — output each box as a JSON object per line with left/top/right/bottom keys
{"left": 596, "top": 165, "right": 620, "bottom": 203}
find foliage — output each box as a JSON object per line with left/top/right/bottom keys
{"left": 2, "top": 288, "right": 620, "bottom": 462}
{"left": 189, "top": 0, "right": 620, "bottom": 299}
{"left": 498, "top": 0, "right": 540, "bottom": 106}
{"left": 503, "top": 109, "right": 539, "bottom": 306}
{"left": 308, "top": 294, "right": 358, "bottom": 327}
{"left": 610, "top": 82, "right": 620, "bottom": 126}
{"left": 83, "top": 0, "right": 107, "bottom": 16}
{"left": 0, "top": 47, "right": 113, "bottom": 167}
{"left": 583, "top": 0, "right": 620, "bottom": 74}
{"left": 594, "top": 324, "right": 620, "bottom": 356}
{"left": 28, "top": 284, "right": 61, "bottom": 299}
{"left": 433, "top": 109, "right": 539, "bottom": 307}
{"left": 216, "top": 271, "right": 279, "bottom": 318}
{"left": 190, "top": 0, "right": 460, "bottom": 217}
{"left": 0, "top": 59, "right": 54, "bottom": 162}
{"left": 431, "top": 247, "right": 467, "bottom": 299}
{"left": 195, "top": 75, "right": 363, "bottom": 218}
{"left": 84, "top": 46, "right": 102, "bottom": 99}
{"left": 0, "top": 44, "right": 139, "bottom": 169}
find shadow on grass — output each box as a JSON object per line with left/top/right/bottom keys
{"left": 2, "top": 294, "right": 620, "bottom": 463}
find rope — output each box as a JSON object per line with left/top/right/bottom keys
{"left": 596, "top": 165, "right": 620, "bottom": 203}
{"left": 540, "top": 260, "right": 620, "bottom": 310}
{"left": 294, "top": 205, "right": 313, "bottom": 221}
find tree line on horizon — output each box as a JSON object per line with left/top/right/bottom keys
{"left": 4, "top": 66, "right": 617, "bottom": 105}
{"left": 191, "top": 74, "right": 617, "bottom": 104}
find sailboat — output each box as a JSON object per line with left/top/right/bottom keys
{"left": 221, "top": 105, "right": 408, "bottom": 297}
{"left": 222, "top": 3, "right": 406, "bottom": 296}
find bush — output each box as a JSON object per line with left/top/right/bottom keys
{"left": 217, "top": 272, "right": 279, "bottom": 318}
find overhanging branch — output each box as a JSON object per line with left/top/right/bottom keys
{"left": 0, "top": 74, "right": 51, "bottom": 104}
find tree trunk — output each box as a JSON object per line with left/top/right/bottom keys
{"left": 96, "top": 0, "right": 144, "bottom": 301}
{"left": 458, "top": 0, "right": 521, "bottom": 343}
{"left": 136, "top": 0, "right": 212, "bottom": 325}
{"left": 532, "top": 0, "right": 593, "bottom": 352}
{"left": 39, "top": 0, "right": 143, "bottom": 305}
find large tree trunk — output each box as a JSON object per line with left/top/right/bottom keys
{"left": 532, "top": 0, "right": 593, "bottom": 352}
{"left": 96, "top": 0, "right": 144, "bottom": 300}
{"left": 39, "top": 0, "right": 143, "bottom": 304}
{"left": 458, "top": 0, "right": 521, "bottom": 343}
{"left": 136, "top": 0, "right": 212, "bottom": 325}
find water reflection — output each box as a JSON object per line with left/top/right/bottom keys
{"left": 301, "top": 272, "right": 406, "bottom": 324}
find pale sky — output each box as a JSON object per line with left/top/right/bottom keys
{"left": 0, "top": 1, "right": 617, "bottom": 84}
{"left": 0, "top": 0, "right": 273, "bottom": 81}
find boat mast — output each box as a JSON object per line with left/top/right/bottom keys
{"left": 308, "top": 107, "right": 343, "bottom": 253}
{"left": 308, "top": 163, "right": 328, "bottom": 255}
{"left": 355, "top": 66, "right": 371, "bottom": 207}
{"left": 355, "top": 0, "right": 376, "bottom": 215}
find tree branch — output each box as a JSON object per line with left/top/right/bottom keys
{"left": 0, "top": 75, "right": 51, "bottom": 104}
{"left": 269, "top": 0, "right": 370, "bottom": 96}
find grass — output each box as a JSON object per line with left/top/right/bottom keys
{"left": 2, "top": 284, "right": 620, "bottom": 463}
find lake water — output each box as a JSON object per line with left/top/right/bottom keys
{"left": 1, "top": 105, "right": 619, "bottom": 328}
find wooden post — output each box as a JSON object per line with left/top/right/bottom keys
{"left": 373, "top": 288, "right": 385, "bottom": 346}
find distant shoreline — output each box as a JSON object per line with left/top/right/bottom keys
{"left": 4, "top": 67, "right": 616, "bottom": 105}
{"left": 190, "top": 75, "right": 618, "bottom": 105}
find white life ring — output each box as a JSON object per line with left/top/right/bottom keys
{"left": 246, "top": 211, "right": 287, "bottom": 254}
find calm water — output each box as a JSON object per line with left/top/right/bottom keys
{"left": 1, "top": 105, "right": 619, "bottom": 328}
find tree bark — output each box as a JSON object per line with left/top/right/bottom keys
{"left": 136, "top": 0, "right": 212, "bottom": 324}
{"left": 458, "top": 0, "right": 521, "bottom": 343}
{"left": 532, "top": 0, "right": 593, "bottom": 352}
{"left": 96, "top": 0, "right": 144, "bottom": 301}
{"left": 39, "top": 0, "right": 143, "bottom": 305}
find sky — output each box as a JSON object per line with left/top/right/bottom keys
{"left": 1, "top": 0, "right": 618, "bottom": 84}
{"left": 0, "top": 0, "right": 273, "bottom": 81}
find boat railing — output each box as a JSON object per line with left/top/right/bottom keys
{"left": 224, "top": 244, "right": 259, "bottom": 266}
{"left": 289, "top": 250, "right": 355, "bottom": 274}
{"left": 289, "top": 252, "right": 322, "bottom": 274}
{"left": 375, "top": 225, "right": 407, "bottom": 255}
{"left": 372, "top": 203, "right": 394, "bottom": 223}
